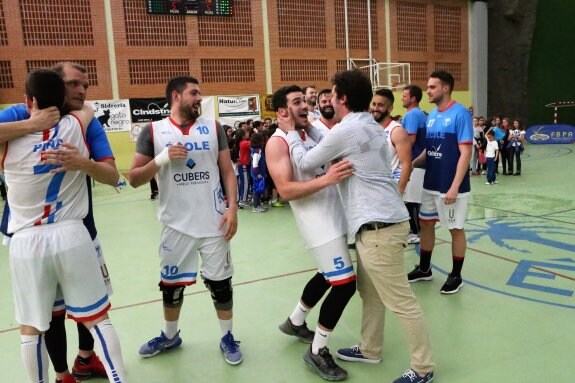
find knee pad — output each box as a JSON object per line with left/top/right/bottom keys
{"left": 159, "top": 282, "right": 186, "bottom": 308}
{"left": 203, "top": 277, "right": 233, "bottom": 311}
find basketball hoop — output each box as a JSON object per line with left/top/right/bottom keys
{"left": 545, "top": 101, "right": 575, "bottom": 124}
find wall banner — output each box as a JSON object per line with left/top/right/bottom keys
{"left": 90, "top": 100, "right": 131, "bottom": 133}
{"left": 217, "top": 95, "right": 260, "bottom": 117}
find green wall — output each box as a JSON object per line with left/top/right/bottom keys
{"left": 528, "top": 0, "right": 575, "bottom": 126}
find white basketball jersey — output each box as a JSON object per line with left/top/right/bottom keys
{"left": 152, "top": 117, "right": 225, "bottom": 237}
{"left": 2, "top": 115, "right": 89, "bottom": 233}
{"left": 384, "top": 120, "right": 403, "bottom": 181}
{"left": 272, "top": 129, "right": 346, "bottom": 249}
{"left": 312, "top": 119, "right": 330, "bottom": 135}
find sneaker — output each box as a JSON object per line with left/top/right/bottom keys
{"left": 481, "top": 170, "right": 486, "bottom": 175}
{"left": 485, "top": 181, "right": 491, "bottom": 185}
{"left": 138, "top": 331, "right": 182, "bottom": 357}
{"left": 220, "top": 332, "right": 243, "bottom": 365}
{"left": 514, "top": 172, "right": 521, "bottom": 176}
{"left": 238, "top": 200, "right": 251, "bottom": 208}
{"left": 393, "top": 369, "right": 434, "bottom": 383}
{"left": 271, "top": 200, "right": 285, "bottom": 207}
{"left": 72, "top": 353, "right": 107, "bottom": 379}
{"left": 407, "top": 233, "right": 420, "bottom": 244}
{"left": 252, "top": 206, "right": 268, "bottom": 213}
{"left": 493, "top": 180, "right": 498, "bottom": 184}
{"left": 440, "top": 274, "right": 463, "bottom": 294}
{"left": 335, "top": 345, "right": 381, "bottom": 364}
{"left": 278, "top": 317, "right": 314, "bottom": 343}
{"left": 304, "top": 346, "right": 348, "bottom": 381}
{"left": 407, "top": 265, "right": 433, "bottom": 282}
{"left": 150, "top": 192, "right": 158, "bottom": 200}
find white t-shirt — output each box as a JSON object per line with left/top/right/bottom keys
{"left": 485, "top": 140, "right": 499, "bottom": 158}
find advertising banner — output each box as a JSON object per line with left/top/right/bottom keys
{"left": 260, "top": 93, "right": 275, "bottom": 121}
{"left": 90, "top": 100, "right": 131, "bottom": 133}
{"left": 525, "top": 124, "right": 575, "bottom": 144}
{"left": 217, "top": 95, "right": 260, "bottom": 128}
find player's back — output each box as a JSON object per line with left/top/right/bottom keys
{"left": 3, "top": 114, "right": 89, "bottom": 233}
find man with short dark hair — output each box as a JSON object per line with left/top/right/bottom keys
{"left": 401, "top": 84, "right": 427, "bottom": 244}
{"left": 267, "top": 85, "right": 356, "bottom": 381}
{"left": 407, "top": 70, "right": 473, "bottom": 295}
{"left": 0, "top": 61, "right": 119, "bottom": 383}
{"left": 283, "top": 69, "right": 434, "bottom": 383}
{"left": 312, "top": 89, "right": 337, "bottom": 133}
{"left": 127, "top": 75, "right": 242, "bottom": 365}
{"left": 3, "top": 68, "right": 126, "bottom": 383}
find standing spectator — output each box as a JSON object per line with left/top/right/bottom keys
{"left": 492, "top": 116, "right": 506, "bottom": 174}
{"left": 470, "top": 117, "right": 483, "bottom": 175}
{"left": 508, "top": 119, "right": 525, "bottom": 175}
{"left": 285, "top": 69, "right": 434, "bottom": 383}
{"left": 126, "top": 75, "right": 241, "bottom": 365}
{"left": 500, "top": 118, "right": 512, "bottom": 175}
{"left": 237, "top": 128, "right": 252, "bottom": 207}
{"left": 408, "top": 70, "right": 473, "bottom": 295}
{"left": 484, "top": 130, "right": 499, "bottom": 185}
{"left": 249, "top": 132, "right": 267, "bottom": 212}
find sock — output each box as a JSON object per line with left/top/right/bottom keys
{"left": 219, "top": 319, "right": 233, "bottom": 337}
{"left": 76, "top": 354, "right": 93, "bottom": 366}
{"left": 90, "top": 319, "right": 126, "bottom": 383}
{"left": 289, "top": 301, "right": 310, "bottom": 326}
{"left": 419, "top": 249, "right": 433, "bottom": 271}
{"left": 77, "top": 321, "right": 95, "bottom": 352}
{"left": 164, "top": 320, "right": 179, "bottom": 339}
{"left": 311, "top": 327, "right": 331, "bottom": 354}
{"left": 452, "top": 256, "right": 465, "bottom": 277}
{"left": 21, "top": 334, "right": 49, "bottom": 383}
{"left": 44, "top": 314, "right": 68, "bottom": 373}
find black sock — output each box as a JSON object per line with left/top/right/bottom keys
{"left": 452, "top": 256, "right": 465, "bottom": 277}
{"left": 45, "top": 314, "right": 68, "bottom": 373}
{"left": 76, "top": 354, "right": 93, "bottom": 366}
{"left": 77, "top": 321, "right": 95, "bottom": 353}
{"left": 419, "top": 249, "right": 433, "bottom": 271}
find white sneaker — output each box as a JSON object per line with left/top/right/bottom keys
{"left": 407, "top": 233, "right": 420, "bottom": 244}
{"left": 252, "top": 206, "right": 268, "bottom": 213}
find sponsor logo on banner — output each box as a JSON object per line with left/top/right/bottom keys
{"left": 129, "top": 98, "right": 170, "bottom": 123}
{"left": 91, "top": 100, "right": 131, "bottom": 133}
{"left": 218, "top": 95, "right": 260, "bottom": 117}
{"left": 525, "top": 124, "right": 575, "bottom": 144}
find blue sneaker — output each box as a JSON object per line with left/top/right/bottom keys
{"left": 138, "top": 331, "right": 182, "bottom": 357}
{"left": 335, "top": 345, "right": 381, "bottom": 364}
{"left": 220, "top": 332, "right": 243, "bottom": 365}
{"left": 392, "top": 369, "right": 434, "bottom": 383}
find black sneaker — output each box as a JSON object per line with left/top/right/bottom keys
{"left": 278, "top": 317, "right": 314, "bottom": 343}
{"left": 407, "top": 265, "right": 433, "bottom": 282}
{"left": 440, "top": 274, "right": 463, "bottom": 294}
{"left": 304, "top": 346, "right": 348, "bottom": 381}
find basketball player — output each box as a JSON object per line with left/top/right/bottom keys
{"left": 311, "top": 89, "right": 337, "bottom": 133}
{"left": 0, "top": 61, "right": 118, "bottom": 383}
{"left": 3, "top": 69, "right": 126, "bottom": 383}
{"left": 408, "top": 70, "right": 473, "bottom": 294}
{"left": 126, "top": 76, "right": 242, "bottom": 365}
{"left": 371, "top": 89, "right": 413, "bottom": 194}
{"left": 267, "top": 85, "right": 356, "bottom": 381}
{"left": 303, "top": 85, "right": 320, "bottom": 122}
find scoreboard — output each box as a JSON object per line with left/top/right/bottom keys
{"left": 147, "top": 0, "right": 233, "bottom": 16}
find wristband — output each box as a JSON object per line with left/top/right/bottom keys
{"left": 154, "top": 147, "right": 170, "bottom": 167}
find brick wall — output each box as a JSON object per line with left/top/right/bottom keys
{"left": 0, "top": 0, "right": 469, "bottom": 103}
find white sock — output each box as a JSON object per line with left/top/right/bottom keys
{"left": 90, "top": 319, "right": 126, "bottom": 383}
{"left": 21, "top": 334, "right": 49, "bottom": 383}
{"left": 219, "top": 319, "right": 233, "bottom": 337}
{"left": 311, "top": 327, "right": 331, "bottom": 354}
{"left": 289, "top": 301, "right": 310, "bottom": 326}
{"left": 164, "top": 320, "right": 179, "bottom": 339}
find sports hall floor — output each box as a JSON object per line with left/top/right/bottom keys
{"left": 1, "top": 143, "right": 573, "bottom": 382}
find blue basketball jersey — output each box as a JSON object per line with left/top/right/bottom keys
{"left": 423, "top": 101, "right": 473, "bottom": 194}
{"left": 402, "top": 106, "right": 427, "bottom": 161}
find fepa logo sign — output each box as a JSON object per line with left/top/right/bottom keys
{"left": 525, "top": 124, "right": 575, "bottom": 144}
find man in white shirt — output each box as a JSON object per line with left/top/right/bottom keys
{"left": 312, "top": 89, "right": 337, "bottom": 133}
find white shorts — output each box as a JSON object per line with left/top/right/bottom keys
{"left": 403, "top": 168, "right": 425, "bottom": 203}
{"left": 310, "top": 236, "right": 355, "bottom": 286}
{"left": 419, "top": 189, "right": 469, "bottom": 230}
{"left": 53, "top": 236, "right": 113, "bottom": 314}
{"left": 159, "top": 225, "right": 233, "bottom": 285}
{"left": 9, "top": 221, "right": 110, "bottom": 331}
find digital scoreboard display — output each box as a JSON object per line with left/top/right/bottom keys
{"left": 147, "top": 0, "right": 233, "bottom": 16}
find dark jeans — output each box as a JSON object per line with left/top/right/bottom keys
{"left": 508, "top": 147, "right": 522, "bottom": 173}
{"left": 487, "top": 158, "right": 496, "bottom": 183}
